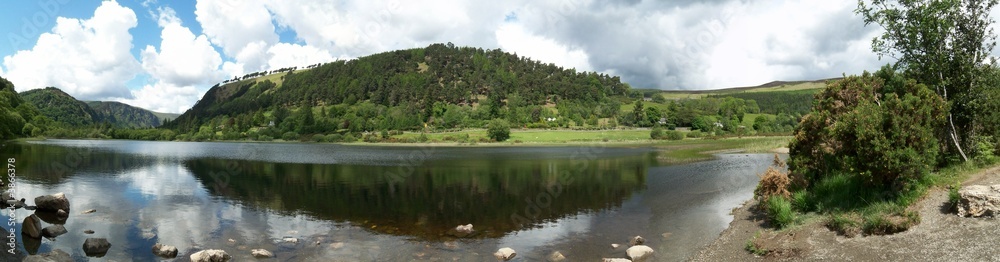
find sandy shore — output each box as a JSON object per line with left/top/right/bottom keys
{"left": 692, "top": 165, "right": 1000, "bottom": 261}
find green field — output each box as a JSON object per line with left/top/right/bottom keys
{"left": 654, "top": 81, "right": 826, "bottom": 101}
{"left": 397, "top": 129, "right": 652, "bottom": 143}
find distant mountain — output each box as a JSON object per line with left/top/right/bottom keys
{"left": 20, "top": 87, "right": 98, "bottom": 126}
{"left": 20, "top": 87, "right": 168, "bottom": 128}
{"left": 150, "top": 111, "right": 180, "bottom": 123}
{"left": 85, "top": 101, "right": 163, "bottom": 128}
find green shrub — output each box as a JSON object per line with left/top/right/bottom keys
{"left": 281, "top": 131, "right": 299, "bottom": 141}
{"left": 650, "top": 126, "right": 664, "bottom": 139}
{"left": 973, "top": 136, "right": 997, "bottom": 166}
{"left": 327, "top": 134, "right": 343, "bottom": 142}
{"left": 487, "top": 119, "right": 511, "bottom": 142}
{"left": 948, "top": 183, "right": 962, "bottom": 210}
{"left": 312, "top": 134, "right": 326, "bottom": 142}
{"left": 686, "top": 130, "right": 704, "bottom": 138}
{"left": 826, "top": 213, "right": 861, "bottom": 237}
{"left": 257, "top": 135, "right": 272, "bottom": 141}
{"left": 765, "top": 196, "right": 795, "bottom": 229}
{"left": 665, "top": 130, "right": 684, "bottom": 140}
{"left": 791, "top": 190, "right": 812, "bottom": 212}
{"left": 418, "top": 133, "right": 429, "bottom": 142}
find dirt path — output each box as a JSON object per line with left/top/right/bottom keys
{"left": 691, "top": 166, "right": 1000, "bottom": 261}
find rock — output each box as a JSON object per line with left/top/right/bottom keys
{"left": 282, "top": 237, "right": 298, "bottom": 244}
{"left": 610, "top": 243, "right": 621, "bottom": 249}
{"left": 629, "top": 235, "right": 645, "bottom": 246}
{"left": 34, "top": 193, "right": 70, "bottom": 212}
{"left": 448, "top": 223, "right": 475, "bottom": 238}
{"left": 23, "top": 248, "right": 72, "bottom": 262}
{"left": 82, "top": 238, "right": 112, "bottom": 257}
{"left": 626, "top": 245, "right": 655, "bottom": 262}
{"left": 152, "top": 243, "right": 178, "bottom": 258}
{"left": 493, "top": 247, "right": 516, "bottom": 261}
{"left": 41, "top": 225, "right": 67, "bottom": 238}
{"left": 547, "top": 251, "right": 566, "bottom": 261}
{"left": 24, "top": 235, "right": 42, "bottom": 254}
{"left": 601, "top": 259, "right": 631, "bottom": 262}
{"left": 35, "top": 211, "right": 67, "bottom": 225}
{"left": 0, "top": 191, "right": 13, "bottom": 203}
{"left": 56, "top": 209, "right": 67, "bottom": 217}
{"left": 329, "top": 242, "right": 345, "bottom": 249}
{"left": 443, "top": 241, "right": 459, "bottom": 250}
{"left": 251, "top": 248, "right": 273, "bottom": 258}
{"left": 6, "top": 198, "right": 25, "bottom": 209}
{"left": 22, "top": 214, "right": 42, "bottom": 239}
{"left": 82, "top": 209, "right": 96, "bottom": 214}
{"left": 83, "top": 230, "right": 95, "bottom": 234}
{"left": 957, "top": 185, "right": 1000, "bottom": 217}
{"left": 190, "top": 249, "right": 232, "bottom": 262}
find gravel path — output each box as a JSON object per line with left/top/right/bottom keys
{"left": 691, "top": 166, "right": 1000, "bottom": 261}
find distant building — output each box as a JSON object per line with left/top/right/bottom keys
{"left": 642, "top": 97, "right": 653, "bottom": 102}
{"left": 658, "top": 118, "right": 667, "bottom": 125}
{"left": 546, "top": 117, "right": 557, "bottom": 122}
{"left": 268, "top": 121, "right": 275, "bottom": 127}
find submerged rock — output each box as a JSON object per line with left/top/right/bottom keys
{"left": 601, "top": 259, "right": 631, "bottom": 262}
{"left": 152, "top": 243, "right": 178, "bottom": 258}
{"left": 547, "top": 251, "right": 566, "bottom": 261}
{"left": 957, "top": 185, "right": 1000, "bottom": 217}
{"left": 190, "top": 249, "right": 231, "bottom": 262}
{"left": 448, "top": 224, "right": 475, "bottom": 238}
{"left": 626, "top": 245, "right": 655, "bottom": 262}
{"left": 35, "top": 193, "right": 70, "bottom": 212}
{"left": 22, "top": 214, "right": 42, "bottom": 239}
{"left": 82, "top": 238, "right": 112, "bottom": 257}
{"left": 23, "top": 248, "right": 72, "bottom": 262}
{"left": 83, "top": 230, "right": 95, "bottom": 234}
{"left": 493, "top": 247, "right": 516, "bottom": 261}
{"left": 251, "top": 248, "right": 273, "bottom": 258}
{"left": 82, "top": 209, "right": 96, "bottom": 214}
{"left": 41, "top": 225, "right": 67, "bottom": 238}
{"left": 629, "top": 235, "right": 645, "bottom": 246}
{"left": 329, "top": 242, "right": 345, "bottom": 250}
{"left": 610, "top": 243, "right": 621, "bottom": 249}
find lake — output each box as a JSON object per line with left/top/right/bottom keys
{"left": 0, "top": 139, "right": 773, "bottom": 261}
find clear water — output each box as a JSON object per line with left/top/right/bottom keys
{"left": 0, "top": 139, "right": 773, "bottom": 261}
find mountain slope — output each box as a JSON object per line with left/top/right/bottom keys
{"left": 86, "top": 101, "right": 163, "bottom": 128}
{"left": 20, "top": 87, "right": 97, "bottom": 126}
{"left": 166, "top": 43, "right": 630, "bottom": 133}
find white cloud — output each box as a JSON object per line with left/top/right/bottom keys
{"left": 266, "top": 43, "right": 333, "bottom": 70}
{"left": 1, "top": 0, "right": 140, "bottom": 99}
{"left": 123, "top": 7, "right": 225, "bottom": 114}
{"left": 195, "top": 0, "right": 278, "bottom": 73}
{"left": 496, "top": 23, "right": 592, "bottom": 71}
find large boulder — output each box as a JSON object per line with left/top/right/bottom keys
{"left": 82, "top": 238, "right": 111, "bottom": 257}
{"left": 493, "top": 247, "right": 516, "bottom": 261}
{"left": 957, "top": 185, "right": 1000, "bottom": 217}
{"left": 22, "top": 214, "right": 42, "bottom": 239}
{"left": 626, "top": 245, "right": 655, "bottom": 262}
{"left": 23, "top": 249, "right": 72, "bottom": 262}
{"left": 152, "top": 243, "right": 178, "bottom": 258}
{"left": 190, "top": 249, "right": 232, "bottom": 262}
{"left": 41, "top": 225, "right": 67, "bottom": 238}
{"left": 34, "top": 193, "right": 70, "bottom": 212}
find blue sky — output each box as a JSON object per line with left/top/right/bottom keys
{"left": 0, "top": 0, "right": 917, "bottom": 113}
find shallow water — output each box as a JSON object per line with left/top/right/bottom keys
{"left": 0, "top": 139, "right": 773, "bottom": 261}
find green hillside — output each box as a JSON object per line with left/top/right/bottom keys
{"left": 20, "top": 87, "right": 97, "bottom": 126}
{"left": 86, "top": 101, "right": 163, "bottom": 128}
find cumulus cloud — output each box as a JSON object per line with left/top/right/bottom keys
{"left": 195, "top": 0, "right": 278, "bottom": 73}
{"left": 120, "top": 6, "right": 225, "bottom": 113}
{"left": 1, "top": 0, "right": 140, "bottom": 99}
{"left": 495, "top": 23, "right": 592, "bottom": 71}
{"left": 266, "top": 43, "right": 333, "bottom": 70}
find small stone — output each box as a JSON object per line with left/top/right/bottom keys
{"left": 82, "top": 209, "right": 96, "bottom": 214}
{"left": 189, "top": 249, "right": 231, "bottom": 262}
{"left": 286, "top": 230, "right": 298, "bottom": 235}
{"left": 329, "top": 242, "right": 345, "bottom": 249}
{"left": 448, "top": 224, "right": 475, "bottom": 238}
{"left": 629, "top": 235, "right": 645, "bottom": 246}
{"left": 142, "top": 232, "right": 156, "bottom": 239}
{"left": 547, "top": 251, "right": 566, "bottom": 261}
{"left": 602, "top": 259, "right": 631, "bottom": 262}
{"left": 282, "top": 237, "right": 298, "bottom": 244}
{"left": 56, "top": 209, "right": 68, "bottom": 217}
{"left": 443, "top": 241, "right": 459, "bottom": 250}
{"left": 626, "top": 245, "right": 654, "bottom": 262}
{"left": 41, "top": 225, "right": 68, "bottom": 238}
{"left": 83, "top": 230, "right": 95, "bottom": 234}
{"left": 493, "top": 247, "right": 516, "bottom": 261}
{"left": 237, "top": 245, "right": 248, "bottom": 250}
{"left": 661, "top": 232, "right": 672, "bottom": 240}
{"left": 251, "top": 248, "right": 274, "bottom": 258}
{"left": 610, "top": 243, "right": 621, "bottom": 249}
{"left": 414, "top": 252, "right": 427, "bottom": 258}
{"left": 228, "top": 238, "right": 237, "bottom": 244}
{"left": 82, "top": 238, "right": 112, "bottom": 257}
{"left": 151, "top": 243, "right": 178, "bottom": 258}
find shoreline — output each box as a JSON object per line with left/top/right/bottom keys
{"left": 691, "top": 165, "right": 1000, "bottom": 261}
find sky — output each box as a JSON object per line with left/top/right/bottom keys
{"left": 0, "top": 0, "right": 941, "bottom": 114}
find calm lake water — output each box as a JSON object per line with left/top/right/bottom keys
{"left": 0, "top": 139, "right": 774, "bottom": 261}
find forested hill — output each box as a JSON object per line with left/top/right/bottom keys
{"left": 165, "top": 43, "right": 630, "bottom": 134}
{"left": 19, "top": 87, "right": 166, "bottom": 128}
{"left": 20, "top": 87, "right": 98, "bottom": 126}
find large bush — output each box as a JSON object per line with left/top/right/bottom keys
{"left": 789, "top": 67, "right": 946, "bottom": 191}
{"left": 487, "top": 118, "right": 511, "bottom": 142}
